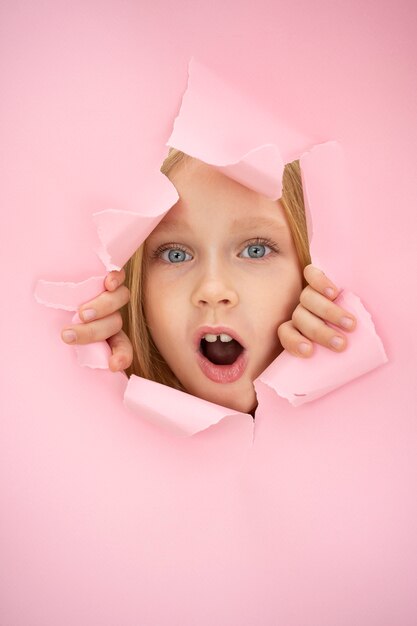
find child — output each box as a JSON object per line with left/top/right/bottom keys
{"left": 61, "top": 149, "right": 357, "bottom": 414}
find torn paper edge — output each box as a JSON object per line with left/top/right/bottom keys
{"left": 254, "top": 292, "right": 388, "bottom": 407}
{"left": 34, "top": 276, "right": 106, "bottom": 311}
{"left": 124, "top": 375, "right": 253, "bottom": 437}
{"left": 34, "top": 58, "right": 389, "bottom": 436}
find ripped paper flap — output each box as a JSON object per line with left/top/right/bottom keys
{"left": 255, "top": 291, "right": 388, "bottom": 406}
{"left": 35, "top": 171, "right": 179, "bottom": 370}
{"left": 124, "top": 375, "right": 252, "bottom": 437}
{"left": 168, "top": 58, "right": 314, "bottom": 200}
{"left": 94, "top": 171, "right": 178, "bottom": 271}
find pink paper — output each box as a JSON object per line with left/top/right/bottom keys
{"left": 125, "top": 375, "right": 252, "bottom": 437}
{"left": 255, "top": 291, "right": 388, "bottom": 406}
{"left": 34, "top": 167, "right": 178, "bottom": 370}
{"left": 34, "top": 59, "right": 388, "bottom": 432}
{"left": 93, "top": 171, "right": 178, "bottom": 271}
{"left": 169, "top": 58, "right": 314, "bottom": 168}
{"left": 4, "top": 3, "right": 415, "bottom": 624}
{"left": 34, "top": 276, "right": 106, "bottom": 311}
{"left": 35, "top": 277, "right": 111, "bottom": 368}
{"left": 300, "top": 140, "right": 352, "bottom": 285}
{"left": 168, "top": 59, "right": 288, "bottom": 199}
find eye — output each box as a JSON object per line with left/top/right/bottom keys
{"left": 240, "top": 243, "right": 272, "bottom": 259}
{"left": 160, "top": 247, "right": 193, "bottom": 263}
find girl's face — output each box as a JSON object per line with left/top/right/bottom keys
{"left": 144, "top": 159, "right": 303, "bottom": 414}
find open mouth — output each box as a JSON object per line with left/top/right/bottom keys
{"left": 199, "top": 334, "right": 244, "bottom": 365}
{"left": 196, "top": 331, "right": 248, "bottom": 384}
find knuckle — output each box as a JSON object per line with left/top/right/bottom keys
{"left": 113, "top": 312, "right": 123, "bottom": 333}
{"left": 85, "top": 324, "right": 97, "bottom": 343}
{"left": 277, "top": 321, "right": 290, "bottom": 342}
{"left": 303, "top": 264, "right": 314, "bottom": 281}
{"left": 322, "top": 303, "right": 335, "bottom": 319}
{"left": 291, "top": 304, "right": 303, "bottom": 324}
{"left": 303, "top": 263, "right": 322, "bottom": 280}
{"left": 119, "top": 285, "right": 131, "bottom": 304}
{"left": 106, "top": 271, "right": 119, "bottom": 290}
{"left": 308, "top": 325, "right": 322, "bottom": 343}
{"left": 124, "top": 340, "right": 133, "bottom": 360}
{"left": 311, "top": 323, "right": 330, "bottom": 343}
{"left": 299, "top": 287, "right": 312, "bottom": 307}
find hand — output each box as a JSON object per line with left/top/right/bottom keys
{"left": 61, "top": 269, "right": 133, "bottom": 372}
{"left": 278, "top": 264, "right": 357, "bottom": 358}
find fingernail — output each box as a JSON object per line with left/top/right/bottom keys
{"left": 330, "top": 336, "right": 345, "bottom": 350}
{"left": 324, "top": 287, "right": 335, "bottom": 298}
{"left": 82, "top": 308, "right": 96, "bottom": 321}
{"left": 340, "top": 316, "right": 354, "bottom": 330}
{"left": 109, "top": 278, "right": 118, "bottom": 290}
{"left": 298, "top": 342, "right": 312, "bottom": 355}
{"left": 62, "top": 330, "right": 76, "bottom": 344}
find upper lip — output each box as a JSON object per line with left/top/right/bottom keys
{"left": 194, "top": 326, "right": 247, "bottom": 351}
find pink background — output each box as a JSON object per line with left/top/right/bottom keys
{"left": 1, "top": 1, "right": 416, "bottom": 624}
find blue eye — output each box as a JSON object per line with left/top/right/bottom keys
{"left": 161, "top": 248, "right": 192, "bottom": 263}
{"left": 240, "top": 243, "right": 272, "bottom": 259}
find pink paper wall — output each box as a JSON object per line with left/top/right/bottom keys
{"left": 1, "top": 1, "right": 416, "bottom": 625}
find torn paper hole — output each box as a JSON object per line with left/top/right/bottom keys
{"left": 35, "top": 58, "right": 388, "bottom": 437}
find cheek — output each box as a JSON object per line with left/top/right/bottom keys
{"left": 257, "top": 267, "right": 302, "bottom": 324}
{"left": 144, "top": 275, "right": 184, "bottom": 346}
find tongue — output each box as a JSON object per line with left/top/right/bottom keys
{"left": 201, "top": 338, "right": 243, "bottom": 365}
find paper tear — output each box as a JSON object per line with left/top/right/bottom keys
{"left": 34, "top": 279, "right": 112, "bottom": 369}
{"left": 35, "top": 170, "right": 179, "bottom": 371}
{"left": 35, "top": 59, "right": 388, "bottom": 436}
{"left": 124, "top": 375, "right": 253, "bottom": 437}
{"left": 168, "top": 58, "right": 307, "bottom": 199}
{"left": 34, "top": 276, "right": 106, "bottom": 311}
{"left": 254, "top": 291, "right": 388, "bottom": 406}
{"left": 93, "top": 171, "right": 179, "bottom": 271}
{"left": 217, "top": 144, "right": 284, "bottom": 200}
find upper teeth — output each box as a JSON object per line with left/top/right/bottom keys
{"left": 203, "top": 333, "right": 233, "bottom": 343}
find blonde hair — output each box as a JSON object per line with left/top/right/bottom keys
{"left": 122, "top": 149, "right": 311, "bottom": 386}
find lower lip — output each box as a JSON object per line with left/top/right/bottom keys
{"left": 196, "top": 348, "right": 248, "bottom": 384}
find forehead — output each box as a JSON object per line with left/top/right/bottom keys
{"left": 155, "top": 159, "right": 289, "bottom": 234}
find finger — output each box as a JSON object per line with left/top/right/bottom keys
{"left": 300, "top": 286, "right": 356, "bottom": 332}
{"left": 78, "top": 285, "right": 130, "bottom": 322}
{"left": 104, "top": 268, "right": 126, "bottom": 292}
{"left": 303, "top": 264, "right": 340, "bottom": 301}
{"left": 278, "top": 320, "right": 314, "bottom": 358}
{"left": 108, "top": 330, "right": 133, "bottom": 372}
{"left": 292, "top": 304, "right": 347, "bottom": 352}
{"left": 61, "top": 312, "right": 123, "bottom": 345}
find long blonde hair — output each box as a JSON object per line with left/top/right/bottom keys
{"left": 122, "top": 149, "right": 311, "bottom": 386}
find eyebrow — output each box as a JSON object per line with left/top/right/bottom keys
{"left": 152, "top": 215, "right": 287, "bottom": 234}
{"left": 229, "top": 216, "right": 288, "bottom": 232}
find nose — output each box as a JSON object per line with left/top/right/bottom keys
{"left": 191, "top": 268, "right": 239, "bottom": 310}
